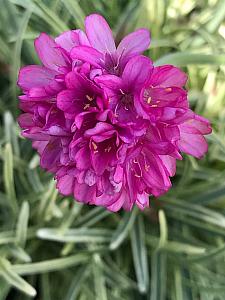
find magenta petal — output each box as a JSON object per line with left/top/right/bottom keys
{"left": 71, "top": 45, "right": 102, "bottom": 67}
{"left": 143, "top": 151, "right": 171, "bottom": 191}
{"left": 117, "top": 28, "right": 150, "bottom": 63}
{"left": 159, "top": 108, "right": 189, "bottom": 124}
{"left": 65, "top": 71, "right": 101, "bottom": 95}
{"left": 113, "top": 165, "right": 124, "bottom": 183}
{"left": 122, "top": 55, "right": 153, "bottom": 91}
{"left": 17, "top": 65, "right": 57, "bottom": 90}
{"left": 91, "top": 151, "right": 111, "bottom": 175}
{"left": 57, "top": 174, "right": 74, "bottom": 195}
{"left": 147, "top": 141, "right": 175, "bottom": 155}
{"left": 147, "top": 87, "right": 188, "bottom": 108}
{"left": 136, "top": 192, "right": 149, "bottom": 210}
{"left": 32, "top": 141, "right": 48, "bottom": 155}
{"left": 55, "top": 29, "right": 89, "bottom": 52}
{"left": 74, "top": 147, "right": 91, "bottom": 170}
{"left": 74, "top": 182, "right": 96, "bottom": 203}
{"left": 40, "top": 139, "right": 61, "bottom": 170}
{"left": 194, "top": 115, "right": 212, "bottom": 134}
{"left": 85, "top": 14, "right": 116, "bottom": 53}
{"left": 18, "top": 113, "right": 33, "bottom": 128}
{"left": 84, "top": 169, "right": 97, "bottom": 186}
{"left": 55, "top": 31, "right": 78, "bottom": 52}
{"left": 34, "top": 33, "right": 68, "bottom": 72}
{"left": 159, "top": 155, "right": 177, "bottom": 177}
{"left": 95, "top": 75, "right": 123, "bottom": 91}
{"left": 179, "top": 115, "right": 212, "bottom": 135}
{"left": 57, "top": 90, "right": 82, "bottom": 118}
{"left": 74, "top": 111, "right": 93, "bottom": 129}
{"left": 107, "top": 192, "right": 126, "bottom": 212}
{"left": 178, "top": 132, "right": 208, "bottom": 158}
{"left": 85, "top": 122, "right": 114, "bottom": 137}
{"left": 150, "top": 65, "right": 188, "bottom": 88}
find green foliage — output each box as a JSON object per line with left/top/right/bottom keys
{"left": 0, "top": 0, "right": 225, "bottom": 299}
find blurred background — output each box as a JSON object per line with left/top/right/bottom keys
{"left": 0, "top": 0, "right": 225, "bottom": 299}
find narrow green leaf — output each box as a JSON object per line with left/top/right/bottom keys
{"left": 3, "top": 143, "right": 18, "bottom": 214}
{"left": 16, "top": 201, "right": 29, "bottom": 247}
{"left": 188, "top": 185, "right": 225, "bottom": 205}
{"left": 93, "top": 254, "right": 108, "bottom": 300}
{"left": 11, "top": 8, "right": 31, "bottom": 102}
{"left": 34, "top": 0, "right": 69, "bottom": 33}
{"left": 146, "top": 235, "right": 206, "bottom": 255}
{"left": 62, "top": 0, "right": 85, "bottom": 29}
{"left": 0, "top": 232, "right": 17, "bottom": 245}
{"left": 74, "top": 206, "right": 111, "bottom": 228}
{"left": 59, "top": 202, "right": 83, "bottom": 232}
{"left": 187, "top": 243, "right": 225, "bottom": 264}
{"left": 0, "top": 228, "right": 36, "bottom": 246}
{"left": 150, "top": 251, "right": 167, "bottom": 300}
{"left": 37, "top": 228, "right": 113, "bottom": 243}
{"left": 155, "top": 53, "right": 225, "bottom": 67}
{"left": 0, "top": 258, "right": 36, "bottom": 297}
{"left": 103, "top": 258, "right": 138, "bottom": 290}
{"left": 174, "top": 266, "right": 184, "bottom": 300}
{"left": 0, "top": 279, "right": 10, "bottom": 300}
{"left": 158, "top": 210, "right": 168, "bottom": 249}
{"left": 110, "top": 206, "right": 138, "bottom": 250}
{"left": 206, "top": 0, "right": 225, "bottom": 33}
{"left": 11, "top": 254, "right": 89, "bottom": 275}
{"left": 163, "top": 198, "right": 225, "bottom": 229}
{"left": 10, "top": 0, "right": 68, "bottom": 33}
{"left": 131, "top": 214, "right": 149, "bottom": 294}
{"left": 40, "top": 273, "right": 51, "bottom": 300}
{"left": 65, "top": 266, "right": 89, "bottom": 300}
{"left": 8, "top": 245, "right": 31, "bottom": 263}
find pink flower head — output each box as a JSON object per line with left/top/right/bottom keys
{"left": 18, "top": 14, "right": 212, "bottom": 212}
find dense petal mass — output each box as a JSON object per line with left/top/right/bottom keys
{"left": 18, "top": 14, "right": 212, "bottom": 212}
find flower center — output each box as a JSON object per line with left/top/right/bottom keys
{"left": 83, "top": 94, "right": 95, "bottom": 110}
{"left": 120, "top": 89, "right": 133, "bottom": 111}
{"left": 103, "top": 52, "right": 122, "bottom": 75}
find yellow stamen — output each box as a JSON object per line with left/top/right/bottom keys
{"left": 165, "top": 87, "right": 172, "bottom": 92}
{"left": 145, "top": 165, "right": 150, "bottom": 172}
{"left": 92, "top": 142, "right": 98, "bottom": 151}
{"left": 105, "top": 146, "right": 112, "bottom": 153}
{"left": 84, "top": 103, "right": 90, "bottom": 110}
{"left": 86, "top": 95, "right": 93, "bottom": 101}
{"left": 119, "top": 89, "right": 125, "bottom": 95}
{"left": 135, "top": 174, "right": 141, "bottom": 178}
{"left": 147, "top": 97, "right": 152, "bottom": 104}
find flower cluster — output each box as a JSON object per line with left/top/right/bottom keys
{"left": 18, "top": 14, "right": 211, "bottom": 211}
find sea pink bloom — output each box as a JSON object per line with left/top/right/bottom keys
{"left": 18, "top": 14, "right": 212, "bottom": 212}
{"left": 71, "top": 14, "right": 150, "bottom": 76}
